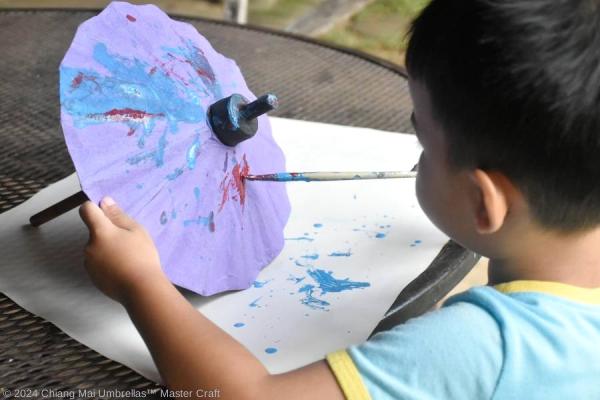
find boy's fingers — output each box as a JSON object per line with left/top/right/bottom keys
{"left": 100, "top": 196, "right": 138, "bottom": 230}
{"left": 79, "top": 201, "right": 112, "bottom": 236}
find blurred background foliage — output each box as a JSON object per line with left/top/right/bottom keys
{"left": 0, "top": 0, "right": 429, "bottom": 65}
{"left": 319, "top": 0, "right": 429, "bottom": 64}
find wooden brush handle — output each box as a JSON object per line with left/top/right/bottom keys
{"left": 29, "top": 191, "right": 89, "bottom": 227}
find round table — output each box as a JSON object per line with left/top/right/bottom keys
{"left": 0, "top": 9, "right": 478, "bottom": 391}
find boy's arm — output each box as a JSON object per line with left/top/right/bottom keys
{"left": 79, "top": 199, "right": 345, "bottom": 400}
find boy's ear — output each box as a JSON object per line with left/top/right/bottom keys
{"left": 469, "top": 169, "right": 511, "bottom": 234}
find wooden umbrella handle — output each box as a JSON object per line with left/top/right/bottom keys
{"left": 29, "top": 191, "right": 89, "bottom": 227}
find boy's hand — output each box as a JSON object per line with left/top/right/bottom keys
{"left": 79, "top": 197, "right": 166, "bottom": 304}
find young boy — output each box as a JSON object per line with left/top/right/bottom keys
{"left": 78, "top": 0, "right": 600, "bottom": 398}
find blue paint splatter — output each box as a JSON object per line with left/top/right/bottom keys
{"left": 287, "top": 275, "right": 305, "bottom": 284}
{"left": 61, "top": 42, "right": 213, "bottom": 140}
{"left": 233, "top": 322, "right": 245, "bottom": 328}
{"left": 328, "top": 251, "right": 352, "bottom": 257}
{"left": 353, "top": 227, "right": 389, "bottom": 239}
{"left": 171, "top": 209, "right": 177, "bottom": 220}
{"left": 313, "top": 223, "right": 323, "bottom": 228}
{"left": 410, "top": 239, "right": 422, "bottom": 247}
{"left": 249, "top": 297, "right": 262, "bottom": 308}
{"left": 183, "top": 211, "right": 215, "bottom": 232}
{"left": 186, "top": 134, "right": 201, "bottom": 170}
{"left": 307, "top": 269, "right": 370, "bottom": 295}
{"left": 127, "top": 151, "right": 155, "bottom": 165}
{"left": 166, "top": 167, "right": 183, "bottom": 180}
{"left": 299, "top": 284, "right": 330, "bottom": 310}
{"left": 301, "top": 254, "right": 319, "bottom": 260}
{"left": 194, "top": 186, "right": 201, "bottom": 201}
{"left": 265, "top": 347, "right": 278, "bottom": 354}
{"left": 274, "top": 173, "right": 309, "bottom": 182}
{"left": 285, "top": 236, "right": 314, "bottom": 242}
{"left": 162, "top": 40, "right": 222, "bottom": 99}
{"left": 160, "top": 211, "right": 168, "bottom": 225}
{"left": 296, "top": 270, "right": 370, "bottom": 310}
{"left": 222, "top": 152, "right": 229, "bottom": 172}
{"left": 60, "top": 39, "right": 222, "bottom": 205}
{"left": 135, "top": 183, "right": 144, "bottom": 189}
{"left": 252, "top": 279, "right": 272, "bottom": 288}
{"left": 294, "top": 260, "right": 309, "bottom": 267}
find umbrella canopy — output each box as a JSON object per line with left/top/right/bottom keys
{"left": 59, "top": 1, "right": 290, "bottom": 295}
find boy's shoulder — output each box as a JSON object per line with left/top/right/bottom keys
{"left": 330, "top": 288, "right": 503, "bottom": 400}
{"left": 329, "top": 282, "right": 600, "bottom": 400}
{"left": 447, "top": 280, "right": 600, "bottom": 321}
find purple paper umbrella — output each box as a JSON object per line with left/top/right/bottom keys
{"left": 59, "top": 1, "right": 291, "bottom": 295}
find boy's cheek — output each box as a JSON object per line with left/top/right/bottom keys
{"left": 415, "top": 156, "right": 456, "bottom": 238}
{"left": 415, "top": 157, "right": 438, "bottom": 223}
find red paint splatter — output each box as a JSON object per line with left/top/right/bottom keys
{"left": 149, "top": 66, "right": 157, "bottom": 75}
{"left": 126, "top": 14, "right": 136, "bottom": 22}
{"left": 71, "top": 72, "right": 84, "bottom": 89}
{"left": 70, "top": 72, "right": 100, "bottom": 92}
{"left": 217, "top": 154, "right": 251, "bottom": 212}
{"left": 218, "top": 173, "right": 230, "bottom": 212}
{"left": 150, "top": 55, "right": 190, "bottom": 86}
{"left": 103, "top": 108, "right": 164, "bottom": 120}
{"left": 127, "top": 127, "right": 136, "bottom": 136}
{"left": 232, "top": 154, "right": 250, "bottom": 207}
{"left": 184, "top": 59, "right": 215, "bottom": 81}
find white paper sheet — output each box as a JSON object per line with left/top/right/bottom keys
{"left": 0, "top": 117, "right": 447, "bottom": 383}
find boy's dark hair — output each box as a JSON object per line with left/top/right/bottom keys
{"left": 406, "top": 0, "right": 600, "bottom": 232}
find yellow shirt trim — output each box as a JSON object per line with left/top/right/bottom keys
{"left": 326, "top": 350, "right": 371, "bottom": 400}
{"left": 494, "top": 280, "right": 600, "bottom": 304}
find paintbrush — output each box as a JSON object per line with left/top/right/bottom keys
{"left": 244, "top": 171, "right": 417, "bottom": 182}
{"left": 29, "top": 170, "right": 417, "bottom": 227}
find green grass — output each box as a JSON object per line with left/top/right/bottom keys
{"left": 319, "top": 0, "right": 429, "bottom": 65}
{"left": 249, "top": 0, "right": 323, "bottom": 29}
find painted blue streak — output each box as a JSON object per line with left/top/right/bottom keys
{"left": 187, "top": 134, "right": 201, "bottom": 170}
{"left": 299, "top": 284, "right": 330, "bottom": 310}
{"left": 252, "top": 279, "right": 272, "bottom": 288}
{"left": 160, "top": 211, "right": 168, "bottom": 225}
{"left": 166, "top": 167, "right": 184, "bottom": 180}
{"left": 285, "top": 236, "right": 314, "bottom": 242}
{"left": 275, "top": 173, "right": 309, "bottom": 182}
{"left": 249, "top": 297, "right": 262, "bottom": 308}
{"left": 328, "top": 251, "right": 352, "bottom": 257}
{"left": 287, "top": 274, "right": 305, "bottom": 284}
{"left": 301, "top": 254, "right": 319, "bottom": 260}
{"left": 183, "top": 211, "right": 214, "bottom": 228}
